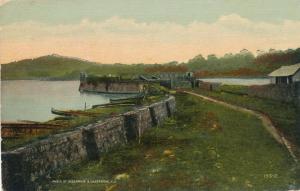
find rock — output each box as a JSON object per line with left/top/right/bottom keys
{"left": 114, "top": 173, "right": 130, "bottom": 180}
{"left": 163, "top": 149, "right": 173, "bottom": 156}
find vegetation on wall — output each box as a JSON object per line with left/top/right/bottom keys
{"left": 49, "top": 93, "right": 298, "bottom": 190}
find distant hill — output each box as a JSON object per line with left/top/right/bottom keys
{"left": 2, "top": 48, "right": 300, "bottom": 80}
{"left": 1, "top": 54, "right": 147, "bottom": 80}
{"left": 1, "top": 54, "right": 99, "bottom": 80}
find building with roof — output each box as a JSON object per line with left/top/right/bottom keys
{"left": 268, "top": 63, "right": 300, "bottom": 84}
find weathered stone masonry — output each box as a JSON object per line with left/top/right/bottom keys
{"left": 79, "top": 81, "right": 144, "bottom": 94}
{"left": 197, "top": 80, "right": 300, "bottom": 105}
{"left": 2, "top": 129, "right": 88, "bottom": 191}
{"left": 2, "top": 96, "right": 176, "bottom": 191}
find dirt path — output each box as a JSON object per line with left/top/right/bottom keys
{"left": 184, "top": 91, "right": 298, "bottom": 163}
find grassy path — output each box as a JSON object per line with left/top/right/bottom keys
{"left": 49, "top": 93, "right": 298, "bottom": 191}
{"left": 184, "top": 90, "right": 298, "bottom": 163}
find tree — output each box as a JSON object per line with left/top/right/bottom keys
{"left": 207, "top": 54, "right": 219, "bottom": 65}
{"left": 187, "top": 54, "right": 206, "bottom": 71}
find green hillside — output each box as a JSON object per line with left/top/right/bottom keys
{"left": 1, "top": 55, "right": 96, "bottom": 80}
{"left": 1, "top": 54, "right": 147, "bottom": 80}
{"left": 2, "top": 48, "right": 300, "bottom": 80}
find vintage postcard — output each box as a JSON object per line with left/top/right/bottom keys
{"left": 1, "top": 0, "right": 300, "bottom": 190}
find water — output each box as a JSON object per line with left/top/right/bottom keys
{"left": 197, "top": 78, "right": 271, "bottom": 86}
{"left": 1, "top": 80, "right": 131, "bottom": 122}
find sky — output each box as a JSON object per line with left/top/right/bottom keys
{"left": 0, "top": 0, "right": 300, "bottom": 64}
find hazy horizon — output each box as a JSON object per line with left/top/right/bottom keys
{"left": 1, "top": 47, "right": 299, "bottom": 65}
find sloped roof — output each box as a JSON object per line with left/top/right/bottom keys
{"left": 268, "top": 63, "right": 300, "bottom": 77}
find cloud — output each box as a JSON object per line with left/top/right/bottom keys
{"left": 0, "top": 0, "right": 11, "bottom": 7}
{"left": 1, "top": 14, "right": 300, "bottom": 64}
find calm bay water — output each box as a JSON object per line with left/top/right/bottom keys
{"left": 1, "top": 80, "right": 128, "bottom": 122}
{"left": 1, "top": 78, "right": 270, "bottom": 122}
{"left": 198, "top": 78, "right": 271, "bottom": 86}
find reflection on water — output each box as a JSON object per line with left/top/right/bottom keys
{"left": 1, "top": 80, "right": 132, "bottom": 122}
{"left": 198, "top": 78, "right": 271, "bottom": 86}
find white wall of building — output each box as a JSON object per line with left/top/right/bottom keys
{"left": 270, "top": 77, "right": 276, "bottom": 84}
{"left": 292, "top": 70, "right": 300, "bottom": 82}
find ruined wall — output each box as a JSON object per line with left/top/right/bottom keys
{"left": 123, "top": 107, "right": 153, "bottom": 141}
{"left": 196, "top": 81, "right": 221, "bottom": 91}
{"left": 165, "top": 96, "right": 176, "bottom": 116}
{"left": 109, "top": 82, "right": 144, "bottom": 93}
{"left": 122, "top": 96, "right": 176, "bottom": 141}
{"left": 2, "top": 129, "right": 88, "bottom": 191}
{"left": 2, "top": 96, "right": 176, "bottom": 191}
{"left": 149, "top": 101, "right": 169, "bottom": 126}
{"left": 81, "top": 117, "right": 127, "bottom": 160}
{"left": 246, "top": 82, "right": 300, "bottom": 104}
{"left": 171, "top": 80, "right": 193, "bottom": 89}
{"left": 247, "top": 84, "right": 298, "bottom": 102}
{"left": 79, "top": 81, "right": 144, "bottom": 94}
{"left": 197, "top": 81, "right": 300, "bottom": 103}
{"left": 296, "top": 82, "right": 300, "bottom": 101}
{"left": 296, "top": 83, "right": 300, "bottom": 128}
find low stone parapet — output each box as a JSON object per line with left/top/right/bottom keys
{"left": 2, "top": 96, "right": 176, "bottom": 191}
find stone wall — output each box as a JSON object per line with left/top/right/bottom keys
{"left": 197, "top": 80, "right": 300, "bottom": 104}
{"left": 159, "top": 79, "right": 194, "bottom": 89}
{"left": 2, "top": 96, "right": 176, "bottom": 191}
{"left": 196, "top": 81, "right": 221, "bottom": 91}
{"left": 149, "top": 101, "right": 169, "bottom": 126}
{"left": 247, "top": 84, "right": 299, "bottom": 102}
{"left": 81, "top": 117, "right": 127, "bottom": 160}
{"left": 2, "top": 129, "right": 88, "bottom": 191}
{"left": 294, "top": 83, "right": 300, "bottom": 126}
{"left": 123, "top": 107, "right": 153, "bottom": 142}
{"left": 171, "top": 80, "right": 193, "bottom": 89}
{"left": 79, "top": 81, "right": 144, "bottom": 94}
{"left": 241, "top": 83, "right": 300, "bottom": 104}
{"left": 165, "top": 96, "right": 176, "bottom": 116}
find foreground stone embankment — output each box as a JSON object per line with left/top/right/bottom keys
{"left": 2, "top": 96, "right": 176, "bottom": 191}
